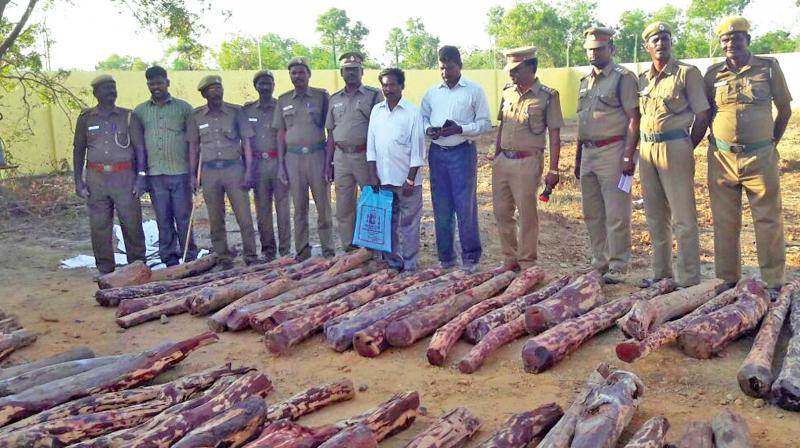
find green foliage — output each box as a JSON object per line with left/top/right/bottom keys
{"left": 166, "top": 36, "right": 207, "bottom": 70}
{"left": 683, "top": 0, "right": 750, "bottom": 57}
{"left": 384, "top": 27, "right": 407, "bottom": 66}
{"left": 401, "top": 18, "right": 440, "bottom": 69}
{"left": 217, "top": 36, "right": 259, "bottom": 70}
{"left": 751, "top": 30, "right": 798, "bottom": 54}
{"left": 95, "top": 54, "right": 149, "bottom": 70}
{"left": 614, "top": 5, "right": 686, "bottom": 62}
{"left": 461, "top": 48, "right": 501, "bottom": 69}
{"left": 315, "top": 8, "right": 369, "bottom": 65}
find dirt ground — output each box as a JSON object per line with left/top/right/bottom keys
{"left": 1, "top": 117, "right": 799, "bottom": 446}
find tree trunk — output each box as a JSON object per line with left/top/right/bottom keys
{"left": 475, "top": 402, "right": 562, "bottom": 448}
{"left": 458, "top": 316, "right": 526, "bottom": 374}
{"left": 96, "top": 260, "right": 152, "bottom": 290}
{"left": 738, "top": 280, "right": 799, "bottom": 398}
{"left": 245, "top": 420, "right": 339, "bottom": 448}
{"left": 426, "top": 266, "right": 544, "bottom": 366}
{"left": 0, "top": 346, "right": 94, "bottom": 382}
{"left": 464, "top": 275, "right": 572, "bottom": 344}
{"left": 676, "top": 422, "right": 714, "bottom": 448}
{"left": 622, "top": 416, "right": 669, "bottom": 448}
{"left": 317, "top": 424, "right": 377, "bottom": 448}
{"left": 678, "top": 278, "right": 770, "bottom": 359}
{"left": 536, "top": 364, "right": 610, "bottom": 448}
{"left": 321, "top": 248, "right": 373, "bottom": 278}
{"left": 617, "top": 279, "right": 728, "bottom": 341}
{"left": 570, "top": 370, "right": 644, "bottom": 448}
{"left": 710, "top": 411, "right": 753, "bottom": 448}
{"left": 116, "top": 284, "right": 205, "bottom": 318}
{"left": 523, "top": 280, "right": 676, "bottom": 373}
{"left": 0, "top": 330, "right": 37, "bottom": 361}
{"left": 0, "top": 317, "right": 21, "bottom": 334}
{"left": 148, "top": 254, "right": 218, "bottom": 282}
{"left": 115, "top": 297, "right": 188, "bottom": 328}
{"left": 207, "top": 277, "right": 302, "bottom": 333}
{"left": 386, "top": 269, "right": 515, "bottom": 348}
{"left": 616, "top": 288, "right": 738, "bottom": 363}
{"left": 336, "top": 391, "right": 419, "bottom": 442}
{"left": 265, "top": 379, "right": 355, "bottom": 422}
{"left": 404, "top": 407, "right": 480, "bottom": 448}
{"left": 524, "top": 271, "right": 604, "bottom": 335}
{"left": 770, "top": 282, "right": 800, "bottom": 412}
{"left": 171, "top": 397, "right": 267, "bottom": 448}
{"left": 0, "top": 354, "right": 129, "bottom": 397}
{"left": 0, "top": 332, "right": 218, "bottom": 426}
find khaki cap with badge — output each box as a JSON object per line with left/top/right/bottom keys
{"left": 90, "top": 74, "right": 115, "bottom": 88}
{"left": 287, "top": 56, "right": 311, "bottom": 71}
{"left": 252, "top": 69, "right": 274, "bottom": 84}
{"left": 715, "top": 16, "right": 750, "bottom": 37}
{"left": 642, "top": 21, "right": 673, "bottom": 41}
{"left": 583, "top": 27, "right": 615, "bottom": 49}
{"left": 339, "top": 52, "right": 364, "bottom": 68}
{"left": 197, "top": 75, "right": 222, "bottom": 92}
{"left": 502, "top": 46, "right": 538, "bottom": 71}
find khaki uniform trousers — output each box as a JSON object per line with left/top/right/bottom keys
{"left": 492, "top": 151, "right": 544, "bottom": 268}
{"left": 86, "top": 169, "right": 146, "bottom": 274}
{"left": 253, "top": 158, "right": 291, "bottom": 260}
{"left": 334, "top": 150, "right": 371, "bottom": 250}
{"left": 580, "top": 140, "right": 632, "bottom": 273}
{"left": 201, "top": 163, "right": 258, "bottom": 264}
{"left": 708, "top": 143, "right": 784, "bottom": 288}
{"left": 285, "top": 150, "right": 335, "bottom": 259}
{"left": 640, "top": 138, "right": 701, "bottom": 286}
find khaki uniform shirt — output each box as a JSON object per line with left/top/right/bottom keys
{"left": 73, "top": 106, "right": 142, "bottom": 165}
{"left": 577, "top": 61, "right": 639, "bottom": 141}
{"left": 326, "top": 85, "right": 383, "bottom": 148}
{"left": 498, "top": 79, "right": 564, "bottom": 151}
{"left": 639, "top": 58, "right": 710, "bottom": 133}
{"left": 186, "top": 103, "right": 255, "bottom": 161}
{"left": 242, "top": 98, "right": 278, "bottom": 154}
{"left": 705, "top": 53, "right": 792, "bottom": 144}
{"left": 272, "top": 87, "right": 329, "bottom": 147}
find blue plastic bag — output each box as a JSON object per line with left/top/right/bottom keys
{"left": 352, "top": 186, "right": 393, "bottom": 253}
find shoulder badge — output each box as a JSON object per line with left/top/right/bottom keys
{"left": 540, "top": 85, "right": 556, "bottom": 96}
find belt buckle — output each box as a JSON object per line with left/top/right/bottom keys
{"left": 301, "top": 146, "right": 309, "bottom": 154}
{"left": 103, "top": 164, "right": 112, "bottom": 172}
{"left": 729, "top": 144, "right": 745, "bottom": 154}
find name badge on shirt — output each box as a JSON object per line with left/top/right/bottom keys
{"left": 579, "top": 88, "right": 587, "bottom": 94}
{"left": 333, "top": 103, "right": 344, "bottom": 108}
{"left": 713, "top": 80, "right": 728, "bottom": 88}
{"left": 87, "top": 125, "right": 100, "bottom": 131}
{"left": 639, "top": 86, "right": 651, "bottom": 95}
{"left": 198, "top": 123, "right": 209, "bottom": 129}
{"left": 248, "top": 117, "right": 258, "bottom": 122}
{"left": 282, "top": 105, "right": 294, "bottom": 111}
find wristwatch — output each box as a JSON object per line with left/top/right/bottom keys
{"left": 137, "top": 171, "right": 147, "bottom": 176}
{"left": 548, "top": 169, "right": 559, "bottom": 175}
{"left": 622, "top": 157, "right": 631, "bottom": 162}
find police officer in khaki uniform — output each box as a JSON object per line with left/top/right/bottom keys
{"left": 493, "top": 46, "right": 563, "bottom": 269}
{"left": 702, "top": 16, "right": 792, "bottom": 292}
{"left": 638, "top": 22, "right": 710, "bottom": 288}
{"left": 575, "top": 27, "right": 640, "bottom": 284}
{"left": 243, "top": 70, "right": 291, "bottom": 261}
{"left": 187, "top": 75, "right": 258, "bottom": 269}
{"left": 273, "top": 57, "right": 335, "bottom": 259}
{"left": 73, "top": 75, "right": 147, "bottom": 274}
{"left": 325, "top": 52, "right": 384, "bottom": 251}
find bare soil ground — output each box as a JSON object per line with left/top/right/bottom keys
{"left": 0, "top": 117, "right": 799, "bottom": 446}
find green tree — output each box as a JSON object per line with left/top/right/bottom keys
{"left": 130, "top": 58, "right": 149, "bottom": 71}
{"left": 750, "top": 30, "right": 798, "bottom": 54}
{"left": 461, "top": 48, "right": 499, "bottom": 69}
{"left": 402, "top": 18, "right": 440, "bottom": 69}
{"left": 614, "top": 9, "right": 648, "bottom": 63}
{"left": 315, "top": 8, "right": 369, "bottom": 66}
{"left": 684, "top": 0, "right": 750, "bottom": 57}
{"left": 165, "top": 35, "right": 207, "bottom": 70}
{"left": 384, "top": 27, "right": 407, "bottom": 66}
{"left": 218, "top": 35, "right": 259, "bottom": 70}
{"left": 95, "top": 54, "right": 134, "bottom": 70}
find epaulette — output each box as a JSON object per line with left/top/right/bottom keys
{"left": 192, "top": 104, "right": 207, "bottom": 113}
{"left": 242, "top": 100, "right": 258, "bottom": 108}
{"left": 754, "top": 55, "right": 779, "bottom": 66}
{"left": 331, "top": 88, "right": 345, "bottom": 97}
{"left": 364, "top": 85, "right": 381, "bottom": 92}
{"left": 77, "top": 107, "right": 93, "bottom": 118}
{"left": 613, "top": 65, "right": 632, "bottom": 76}
{"left": 310, "top": 86, "right": 329, "bottom": 95}
{"left": 277, "top": 90, "right": 294, "bottom": 100}
{"left": 540, "top": 85, "right": 557, "bottom": 96}
{"left": 223, "top": 101, "right": 241, "bottom": 110}
{"left": 706, "top": 61, "right": 726, "bottom": 73}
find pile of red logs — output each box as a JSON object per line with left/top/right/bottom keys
{"left": 0, "top": 310, "right": 36, "bottom": 363}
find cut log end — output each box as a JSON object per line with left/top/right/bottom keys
{"left": 426, "top": 348, "right": 446, "bottom": 367}
{"left": 265, "top": 331, "right": 291, "bottom": 356}
{"left": 737, "top": 365, "right": 774, "bottom": 399}
{"left": 615, "top": 341, "right": 644, "bottom": 364}
{"left": 521, "top": 342, "right": 553, "bottom": 374}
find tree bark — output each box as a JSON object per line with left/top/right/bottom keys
{"left": 0, "top": 329, "right": 37, "bottom": 361}
{"left": 524, "top": 271, "right": 604, "bottom": 335}
{"left": 475, "top": 402, "right": 562, "bottom": 448}
{"left": 464, "top": 275, "right": 572, "bottom": 344}
{"left": 335, "top": 391, "right": 419, "bottom": 442}
{"left": 265, "top": 379, "right": 355, "bottom": 422}
{"left": 404, "top": 407, "right": 480, "bottom": 448}
{"left": 207, "top": 277, "right": 302, "bottom": 333}
{"left": 115, "top": 297, "right": 188, "bottom": 328}
{"left": 0, "top": 317, "right": 21, "bottom": 334}
{"left": 171, "top": 397, "right": 267, "bottom": 448}
{"left": 622, "top": 416, "right": 669, "bottom": 448}
{"left": 616, "top": 288, "right": 738, "bottom": 364}
{"left": 617, "top": 279, "right": 728, "bottom": 341}
{"left": 148, "top": 254, "right": 218, "bottom": 282}
{"left": 426, "top": 266, "right": 545, "bottom": 366}
{"left": 678, "top": 278, "right": 770, "bottom": 359}
{"left": 458, "top": 316, "right": 526, "bottom": 374}
{"left": 710, "top": 410, "right": 753, "bottom": 448}
{"left": 96, "top": 260, "right": 152, "bottom": 290}
{"left": 245, "top": 420, "right": 340, "bottom": 448}
{"left": 0, "top": 354, "right": 129, "bottom": 397}
{"left": 570, "top": 370, "right": 644, "bottom": 448}
{"left": 522, "top": 280, "right": 676, "bottom": 373}
{"left": 317, "top": 424, "right": 377, "bottom": 448}
{"left": 0, "top": 346, "right": 94, "bottom": 382}
{"left": 770, "top": 283, "right": 800, "bottom": 412}
{"left": 321, "top": 248, "right": 373, "bottom": 278}
{"left": 676, "top": 422, "right": 714, "bottom": 448}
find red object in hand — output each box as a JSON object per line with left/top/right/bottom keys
{"left": 539, "top": 185, "right": 553, "bottom": 202}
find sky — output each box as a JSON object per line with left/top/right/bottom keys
{"left": 13, "top": 0, "right": 800, "bottom": 70}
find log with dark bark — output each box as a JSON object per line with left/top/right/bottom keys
{"left": 622, "top": 416, "right": 669, "bottom": 448}
{"left": 265, "top": 379, "right": 355, "bottom": 422}
{"left": 475, "top": 402, "right": 562, "bottom": 448}
{"left": 458, "top": 316, "right": 526, "bottom": 374}
{"left": 115, "top": 297, "right": 189, "bottom": 328}
{"left": 0, "top": 354, "right": 129, "bottom": 397}
{"left": 522, "top": 280, "right": 676, "bottom": 373}
{"left": 317, "top": 424, "right": 377, "bottom": 448}
{"left": 676, "top": 422, "right": 714, "bottom": 448}
{"left": 148, "top": 254, "right": 219, "bottom": 282}
{"left": 116, "top": 285, "right": 205, "bottom": 318}
{"left": 0, "top": 330, "right": 37, "bottom": 361}
{"left": 536, "top": 364, "right": 610, "bottom": 448}
{"left": 426, "top": 266, "right": 545, "bottom": 366}
{"left": 617, "top": 279, "right": 728, "bottom": 340}
{"left": 207, "top": 277, "right": 303, "bottom": 333}
{"left": 0, "top": 317, "right": 21, "bottom": 334}
{"left": 386, "top": 269, "right": 516, "bottom": 348}
{"left": 96, "top": 260, "right": 152, "bottom": 290}
{"left": 245, "top": 420, "right": 340, "bottom": 448}
{"left": 464, "top": 275, "right": 572, "bottom": 344}
{"left": 570, "top": 370, "right": 644, "bottom": 448}
{"left": 0, "top": 346, "right": 95, "bottom": 382}
{"left": 710, "top": 411, "right": 753, "bottom": 448}
{"left": 524, "top": 270, "right": 604, "bottom": 335}
{"left": 771, "top": 284, "right": 800, "bottom": 412}
{"left": 738, "top": 281, "right": 800, "bottom": 398}
{"left": 404, "top": 407, "right": 480, "bottom": 448}
{"left": 678, "top": 278, "right": 770, "bottom": 359}
{"left": 616, "top": 288, "right": 738, "bottom": 363}
{"left": 171, "top": 397, "right": 267, "bottom": 448}
{"left": 322, "top": 248, "right": 373, "bottom": 277}
{"left": 335, "top": 391, "right": 419, "bottom": 442}
{"left": 0, "top": 332, "right": 218, "bottom": 426}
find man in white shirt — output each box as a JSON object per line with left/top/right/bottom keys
{"left": 421, "top": 45, "right": 491, "bottom": 272}
{"left": 367, "top": 68, "right": 425, "bottom": 272}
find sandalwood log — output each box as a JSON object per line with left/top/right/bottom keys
{"left": 678, "top": 278, "right": 770, "bottom": 359}
{"left": 771, "top": 285, "right": 800, "bottom": 411}
{"left": 570, "top": 370, "right": 644, "bottom": 448}
{"left": 115, "top": 297, "right": 188, "bottom": 328}
{"left": 317, "top": 423, "right": 377, "bottom": 448}
{"left": 464, "top": 275, "right": 572, "bottom": 344}
{"left": 148, "top": 253, "right": 219, "bottom": 282}
{"left": 739, "top": 281, "right": 799, "bottom": 398}
{"left": 427, "top": 266, "right": 545, "bottom": 366}
{"left": 524, "top": 271, "right": 604, "bottom": 335}
{"left": 207, "top": 277, "right": 302, "bottom": 332}
{"left": 676, "top": 422, "right": 714, "bottom": 448}
{"left": 0, "top": 354, "right": 129, "bottom": 397}
{"left": 171, "top": 397, "right": 268, "bottom": 448}
{"left": 710, "top": 411, "right": 753, "bottom": 448}
{"left": 96, "top": 260, "right": 152, "bottom": 290}
{"left": 386, "top": 269, "right": 516, "bottom": 348}
{"left": 536, "top": 364, "right": 610, "bottom": 448}
{"left": 616, "top": 288, "right": 738, "bottom": 363}
{"left": 458, "top": 316, "right": 526, "bottom": 374}
{"left": 618, "top": 279, "right": 728, "bottom": 340}
{"left": 0, "top": 332, "right": 218, "bottom": 426}
{"left": 265, "top": 379, "right": 355, "bottom": 422}
{"left": 0, "top": 330, "right": 37, "bottom": 361}
{"left": 522, "top": 280, "right": 676, "bottom": 373}
{"left": 0, "top": 317, "right": 21, "bottom": 334}
{"left": 622, "top": 416, "right": 669, "bottom": 448}
{"left": 245, "top": 420, "right": 339, "bottom": 448}
{"left": 0, "top": 346, "right": 95, "bottom": 382}
{"left": 404, "top": 407, "right": 480, "bottom": 448}
{"left": 335, "top": 391, "right": 419, "bottom": 442}
{"left": 322, "top": 248, "right": 373, "bottom": 277}
{"left": 476, "top": 402, "right": 562, "bottom": 448}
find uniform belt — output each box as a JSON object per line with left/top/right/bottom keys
{"left": 253, "top": 150, "right": 279, "bottom": 159}
{"left": 202, "top": 159, "right": 241, "bottom": 169}
{"left": 640, "top": 129, "right": 689, "bottom": 143}
{"left": 433, "top": 140, "right": 474, "bottom": 150}
{"left": 287, "top": 142, "right": 325, "bottom": 154}
{"left": 712, "top": 137, "right": 773, "bottom": 154}
{"left": 86, "top": 161, "right": 132, "bottom": 173}
{"left": 585, "top": 135, "right": 624, "bottom": 148}
{"left": 500, "top": 149, "right": 536, "bottom": 159}
{"left": 335, "top": 143, "right": 367, "bottom": 153}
